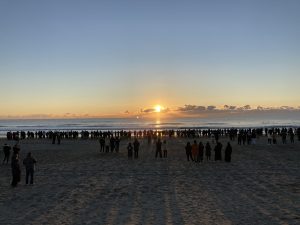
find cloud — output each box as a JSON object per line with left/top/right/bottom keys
{"left": 177, "top": 105, "right": 206, "bottom": 112}
{"left": 280, "top": 106, "right": 295, "bottom": 110}
{"left": 140, "top": 107, "right": 170, "bottom": 114}
{"left": 173, "top": 104, "right": 300, "bottom": 118}
{"left": 224, "top": 105, "right": 236, "bottom": 110}
{"left": 207, "top": 105, "right": 216, "bottom": 111}
{"left": 161, "top": 107, "right": 170, "bottom": 113}
{"left": 237, "top": 105, "right": 251, "bottom": 110}
{"left": 141, "top": 108, "right": 156, "bottom": 113}
{"left": 257, "top": 106, "right": 264, "bottom": 110}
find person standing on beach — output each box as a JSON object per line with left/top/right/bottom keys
{"left": 163, "top": 139, "right": 168, "bottom": 158}
{"left": 110, "top": 136, "right": 115, "bottom": 153}
{"left": 191, "top": 140, "right": 198, "bottom": 162}
{"left": 13, "top": 144, "right": 20, "bottom": 155}
{"left": 2, "top": 143, "right": 11, "bottom": 164}
{"left": 225, "top": 142, "right": 232, "bottom": 162}
{"left": 52, "top": 133, "right": 56, "bottom": 144}
{"left": 11, "top": 152, "right": 21, "bottom": 187}
{"left": 23, "top": 152, "right": 37, "bottom": 185}
{"left": 155, "top": 138, "right": 162, "bottom": 158}
{"left": 115, "top": 137, "right": 120, "bottom": 153}
{"left": 127, "top": 143, "right": 133, "bottom": 159}
{"left": 133, "top": 139, "right": 140, "bottom": 159}
{"left": 105, "top": 136, "right": 110, "bottom": 153}
{"left": 198, "top": 142, "right": 204, "bottom": 162}
{"left": 267, "top": 132, "right": 272, "bottom": 145}
{"left": 99, "top": 137, "right": 105, "bottom": 152}
{"left": 185, "top": 142, "right": 192, "bottom": 161}
{"left": 272, "top": 133, "right": 277, "bottom": 144}
{"left": 205, "top": 142, "right": 211, "bottom": 161}
{"left": 214, "top": 142, "right": 222, "bottom": 161}
{"left": 290, "top": 131, "right": 294, "bottom": 143}
{"left": 57, "top": 133, "right": 61, "bottom": 145}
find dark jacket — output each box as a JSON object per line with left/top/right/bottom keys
{"left": 23, "top": 156, "right": 37, "bottom": 170}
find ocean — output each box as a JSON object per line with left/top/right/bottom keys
{"left": 0, "top": 117, "right": 300, "bottom": 137}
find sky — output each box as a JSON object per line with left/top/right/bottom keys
{"left": 0, "top": 0, "right": 299, "bottom": 118}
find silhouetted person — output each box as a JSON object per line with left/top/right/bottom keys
{"left": 13, "top": 144, "right": 20, "bottom": 155}
{"left": 105, "top": 145, "right": 109, "bottom": 153}
{"left": 237, "top": 134, "right": 242, "bottom": 145}
{"left": 52, "top": 133, "right": 56, "bottom": 144}
{"left": 99, "top": 137, "right": 105, "bottom": 152}
{"left": 155, "top": 139, "right": 162, "bottom": 158}
{"left": 3, "top": 143, "right": 11, "bottom": 164}
{"left": 11, "top": 152, "right": 21, "bottom": 187}
{"left": 267, "top": 133, "right": 272, "bottom": 145}
{"left": 198, "top": 142, "right": 204, "bottom": 162}
{"left": 110, "top": 137, "right": 115, "bottom": 152}
{"left": 133, "top": 139, "right": 140, "bottom": 159}
{"left": 185, "top": 142, "right": 192, "bottom": 161}
{"left": 115, "top": 137, "right": 120, "bottom": 153}
{"left": 214, "top": 142, "right": 222, "bottom": 161}
{"left": 225, "top": 142, "right": 232, "bottom": 162}
{"left": 282, "top": 132, "right": 287, "bottom": 144}
{"left": 290, "top": 132, "right": 294, "bottom": 143}
{"left": 57, "top": 133, "right": 61, "bottom": 145}
{"left": 272, "top": 134, "right": 277, "bottom": 144}
{"left": 163, "top": 140, "right": 168, "bottom": 158}
{"left": 23, "top": 152, "right": 37, "bottom": 184}
{"left": 105, "top": 137, "right": 110, "bottom": 153}
{"left": 191, "top": 140, "right": 198, "bottom": 162}
{"left": 205, "top": 142, "right": 211, "bottom": 161}
{"left": 127, "top": 143, "right": 133, "bottom": 159}
{"left": 242, "top": 134, "right": 246, "bottom": 145}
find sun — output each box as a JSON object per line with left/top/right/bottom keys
{"left": 155, "top": 105, "right": 162, "bottom": 113}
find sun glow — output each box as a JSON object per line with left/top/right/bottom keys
{"left": 155, "top": 105, "right": 162, "bottom": 113}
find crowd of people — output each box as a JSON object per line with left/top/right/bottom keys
{"left": 5, "top": 127, "right": 300, "bottom": 142}
{"left": 2, "top": 143, "right": 37, "bottom": 187}
{"left": 185, "top": 141, "right": 232, "bottom": 162}
{"left": 2, "top": 126, "right": 299, "bottom": 188}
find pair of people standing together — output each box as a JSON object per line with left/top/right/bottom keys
{"left": 7, "top": 143, "right": 37, "bottom": 187}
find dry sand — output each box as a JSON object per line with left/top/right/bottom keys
{"left": 0, "top": 136, "right": 299, "bottom": 225}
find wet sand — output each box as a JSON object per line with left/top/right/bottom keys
{"left": 0, "top": 137, "right": 299, "bottom": 225}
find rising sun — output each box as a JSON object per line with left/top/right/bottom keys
{"left": 155, "top": 105, "right": 162, "bottom": 113}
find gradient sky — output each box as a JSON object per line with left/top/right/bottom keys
{"left": 0, "top": 0, "right": 299, "bottom": 118}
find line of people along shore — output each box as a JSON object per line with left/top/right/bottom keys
{"left": 5, "top": 127, "right": 300, "bottom": 144}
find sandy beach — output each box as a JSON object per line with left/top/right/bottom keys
{"left": 0, "top": 136, "right": 299, "bottom": 225}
